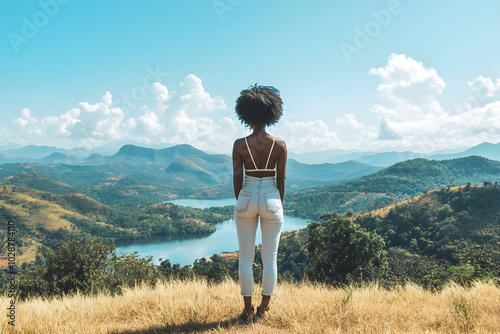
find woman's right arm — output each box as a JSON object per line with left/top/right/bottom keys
{"left": 276, "top": 140, "right": 287, "bottom": 203}
{"left": 232, "top": 140, "right": 244, "bottom": 199}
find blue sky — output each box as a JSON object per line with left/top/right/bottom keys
{"left": 1, "top": 0, "right": 500, "bottom": 154}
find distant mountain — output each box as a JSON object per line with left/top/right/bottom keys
{"left": 166, "top": 158, "right": 221, "bottom": 184}
{"left": 357, "top": 151, "right": 425, "bottom": 167}
{"left": 4, "top": 141, "right": 498, "bottom": 166}
{"left": 286, "top": 160, "right": 381, "bottom": 182}
{"left": 112, "top": 144, "right": 229, "bottom": 165}
{"left": 113, "top": 145, "right": 160, "bottom": 163}
{"left": 40, "top": 152, "right": 81, "bottom": 163}
{"left": 288, "top": 141, "right": 500, "bottom": 166}
{"left": 82, "top": 153, "right": 106, "bottom": 164}
{"left": 0, "top": 143, "right": 23, "bottom": 150}
{"left": 429, "top": 142, "right": 500, "bottom": 161}
{"left": 288, "top": 149, "right": 362, "bottom": 164}
{"left": 3, "top": 145, "right": 84, "bottom": 159}
{"left": 1, "top": 145, "right": 96, "bottom": 163}
{"left": 0, "top": 153, "right": 10, "bottom": 164}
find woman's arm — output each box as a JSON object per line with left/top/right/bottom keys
{"left": 276, "top": 140, "right": 287, "bottom": 203}
{"left": 232, "top": 140, "right": 244, "bottom": 199}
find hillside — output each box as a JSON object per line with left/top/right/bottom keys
{"left": 2, "top": 279, "right": 499, "bottom": 333}
{"left": 0, "top": 185, "right": 98, "bottom": 267}
{"left": 273, "top": 184, "right": 500, "bottom": 288}
{"left": 355, "top": 185, "right": 500, "bottom": 263}
{"left": 3, "top": 171, "right": 76, "bottom": 194}
{"left": 285, "top": 156, "right": 500, "bottom": 219}
{"left": 0, "top": 185, "right": 230, "bottom": 268}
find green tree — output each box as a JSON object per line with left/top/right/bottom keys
{"left": 306, "top": 212, "right": 388, "bottom": 285}
{"left": 18, "top": 238, "right": 115, "bottom": 299}
{"left": 110, "top": 252, "right": 158, "bottom": 292}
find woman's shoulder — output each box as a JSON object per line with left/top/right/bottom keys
{"left": 271, "top": 136, "right": 287, "bottom": 149}
{"left": 233, "top": 137, "right": 247, "bottom": 151}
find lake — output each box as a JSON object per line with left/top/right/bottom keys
{"left": 115, "top": 198, "right": 311, "bottom": 266}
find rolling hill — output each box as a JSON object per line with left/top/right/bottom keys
{"left": 0, "top": 184, "right": 107, "bottom": 267}
{"left": 355, "top": 185, "right": 500, "bottom": 263}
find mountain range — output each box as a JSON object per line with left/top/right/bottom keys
{"left": 0, "top": 144, "right": 382, "bottom": 204}
{"left": 1, "top": 141, "right": 499, "bottom": 166}
{"left": 289, "top": 142, "right": 500, "bottom": 166}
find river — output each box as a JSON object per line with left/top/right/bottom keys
{"left": 115, "top": 198, "right": 311, "bottom": 266}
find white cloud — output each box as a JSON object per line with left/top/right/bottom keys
{"left": 274, "top": 120, "right": 341, "bottom": 153}
{"left": 13, "top": 107, "right": 80, "bottom": 138}
{"left": 365, "top": 54, "right": 500, "bottom": 152}
{"left": 125, "top": 75, "right": 236, "bottom": 152}
{"left": 9, "top": 62, "right": 500, "bottom": 155}
{"left": 10, "top": 75, "right": 236, "bottom": 151}
{"left": 368, "top": 53, "right": 445, "bottom": 114}
{"left": 467, "top": 76, "right": 500, "bottom": 108}
{"left": 71, "top": 91, "right": 125, "bottom": 140}
{"left": 152, "top": 82, "right": 171, "bottom": 106}
{"left": 336, "top": 113, "right": 363, "bottom": 130}
{"left": 136, "top": 109, "right": 164, "bottom": 137}
{"left": 41, "top": 108, "right": 80, "bottom": 137}
{"left": 177, "top": 74, "right": 226, "bottom": 112}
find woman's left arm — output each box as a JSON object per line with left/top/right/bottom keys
{"left": 232, "top": 140, "right": 244, "bottom": 199}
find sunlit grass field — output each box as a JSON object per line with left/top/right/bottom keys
{"left": 2, "top": 279, "right": 499, "bottom": 333}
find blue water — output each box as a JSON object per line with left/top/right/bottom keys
{"left": 116, "top": 198, "right": 311, "bottom": 266}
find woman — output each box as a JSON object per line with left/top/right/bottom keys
{"left": 232, "top": 84, "right": 287, "bottom": 322}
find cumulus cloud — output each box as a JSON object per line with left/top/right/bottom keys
{"left": 14, "top": 108, "right": 38, "bottom": 130}
{"left": 71, "top": 91, "right": 125, "bottom": 140}
{"left": 9, "top": 60, "right": 500, "bottom": 155}
{"left": 14, "top": 107, "right": 80, "bottom": 138}
{"left": 368, "top": 53, "right": 445, "bottom": 110}
{"left": 125, "top": 76, "right": 234, "bottom": 151}
{"left": 10, "top": 74, "right": 236, "bottom": 151}
{"left": 274, "top": 120, "right": 341, "bottom": 153}
{"left": 336, "top": 113, "right": 363, "bottom": 130}
{"left": 177, "top": 74, "right": 226, "bottom": 113}
{"left": 366, "top": 53, "right": 500, "bottom": 152}
{"left": 466, "top": 76, "right": 500, "bottom": 108}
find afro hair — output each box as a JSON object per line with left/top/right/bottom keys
{"left": 235, "top": 84, "right": 283, "bottom": 127}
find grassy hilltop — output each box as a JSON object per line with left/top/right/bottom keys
{"left": 1, "top": 279, "right": 499, "bottom": 333}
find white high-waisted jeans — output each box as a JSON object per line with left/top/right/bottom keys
{"left": 234, "top": 175, "right": 284, "bottom": 297}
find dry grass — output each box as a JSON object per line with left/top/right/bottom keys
{"left": 2, "top": 279, "right": 499, "bottom": 334}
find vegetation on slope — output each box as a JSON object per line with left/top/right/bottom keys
{"left": 0, "top": 184, "right": 231, "bottom": 268}
{"left": 285, "top": 156, "right": 500, "bottom": 219}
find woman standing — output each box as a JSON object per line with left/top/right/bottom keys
{"left": 232, "top": 84, "right": 287, "bottom": 322}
